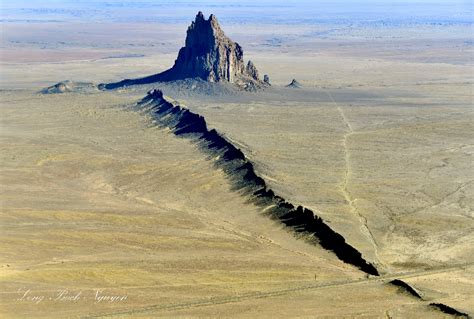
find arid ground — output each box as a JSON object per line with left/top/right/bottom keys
{"left": 1, "top": 1, "right": 473, "bottom": 318}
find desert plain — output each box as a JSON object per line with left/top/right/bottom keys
{"left": 1, "top": 1, "right": 473, "bottom": 318}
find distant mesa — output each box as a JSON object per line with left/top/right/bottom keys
{"left": 41, "top": 80, "right": 96, "bottom": 94}
{"left": 286, "top": 79, "right": 302, "bottom": 88}
{"left": 99, "top": 12, "right": 267, "bottom": 91}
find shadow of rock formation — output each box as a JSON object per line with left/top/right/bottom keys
{"left": 389, "top": 279, "right": 423, "bottom": 299}
{"left": 429, "top": 303, "right": 471, "bottom": 319}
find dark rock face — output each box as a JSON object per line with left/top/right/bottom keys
{"left": 389, "top": 280, "right": 423, "bottom": 299}
{"left": 173, "top": 12, "right": 248, "bottom": 83}
{"left": 263, "top": 74, "right": 271, "bottom": 85}
{"left": 101, "top": 12, "right": 265, "bottom": 90}
{"left": 245, "top": 60, "right": 259, "bottom": 81}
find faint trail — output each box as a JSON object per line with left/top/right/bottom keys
{"left": 326, "top": 91, "right": 381, "bottom": 264}
{"left": 81, "top": 262, "right": 473, "bottom": 318}
{"left": 407, "top": 180, "right": 474, "bottom": 217}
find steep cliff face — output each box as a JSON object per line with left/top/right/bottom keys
{"left": 172, "top": 12, "right": 248, "bottom": 82}
{"left": 101, "top": 12, "right": 264, "bottom": 90}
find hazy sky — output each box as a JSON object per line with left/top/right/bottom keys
{"left": 2, "top": 0, "right": 472, "bottom": 24}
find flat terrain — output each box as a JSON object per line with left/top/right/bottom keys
{"left": 1, "top": 1, "right": 473, "bottom": 317}
{"left": 2, "top": 89, "right": 470, "bottom": 318}
{"left": 183, "top": 73, "right": 474, "bottom": 273}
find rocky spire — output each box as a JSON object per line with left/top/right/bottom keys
{"left": 246, "top": 60, "right": 259, "bottom": 81}
{"left": 169, "top": 11, "right": 259, "bottom": 84}
{"left": 100, "top": 12, "right": 267, "bottom": 91}
{"left": 263, "top": 74, "right": 271, "bottom": 85}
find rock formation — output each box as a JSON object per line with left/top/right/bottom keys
{"left": 41, "top": 80, "right": 96, "bottom": 94}
{"left": 101, "top": 12, "right": 266, "bottom": 91}
{"left": 245, "top": 60, "right": 259, "bottom": 81}
{"left": 136, "top": 89, "right": 380, "bottom": 277}
{"left": 263, "top": 74, "right": 271, "bottom": 85}
{"left": 286, "top": 79, "right": 302, "bottom": 88}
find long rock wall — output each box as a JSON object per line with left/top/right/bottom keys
{"left": 136, "top": 89, "right": 380, "bottom": 276}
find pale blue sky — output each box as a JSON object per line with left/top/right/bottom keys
{"left": 2, "top": 0, "right": 472, "bottom": 25}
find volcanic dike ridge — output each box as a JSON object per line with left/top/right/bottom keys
{"left": 136, "top": 89, "right": 380, "bottom": 276}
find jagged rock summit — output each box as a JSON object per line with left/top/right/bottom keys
{"left": 100, "top": 12, "right": 265, "bottom": 91}
{"left": 174, "top": 12, "right": 258, "bottom": 83}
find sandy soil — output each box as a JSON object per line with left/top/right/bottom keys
{"left": 181, "top": 77, "right": 474, "bottom": 273}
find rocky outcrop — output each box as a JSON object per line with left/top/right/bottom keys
{"left": 245, "top": 61, "right": 259, "bottom": 81}
{"left": 429, "top": 303, "right": 471, "bottom": 318}
{"left": 100, "top": 12, "right": 265, "bottom": 91}
{"left": 173, "top": 12, "right": 250, "bottom": 83}
{"left": 263, "top": 74, "right": 271, "bottom": 85}
{"left": 286, "top": 79, "right": 302, "bottom": 88}
{"left": 389, "top": 279, "right": 423, "bottom": 299}
{"left": 134, "top": 89, "right": 380, "bottom": 276}
{"left": 41, "top": 80, "right": 96, "bottom": 94}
